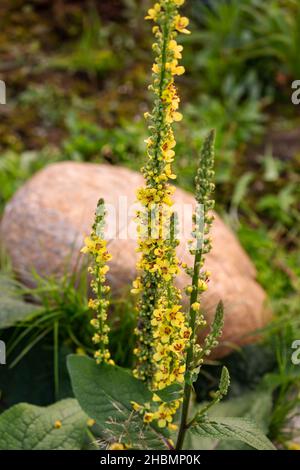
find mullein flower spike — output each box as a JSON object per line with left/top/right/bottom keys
{"left": 81, "top": 198, "right": 114, "bottom": 365}
{"left": 186, "top": 129, "right": 216, "bottom": 375}
{"left": 133, "top": 0, "right": 191, "bottom": 389}
{"left": 131, "top": 0, "right": 191, "bottom": 428}
{"left": 175, "top": 130, "right": 221, "bottom": 450}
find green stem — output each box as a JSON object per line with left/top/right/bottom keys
{"left": 54, "top": 320, "right": 59, "bottom": 401}
{"left": 176, "top": 247, "right": 202, "bottom": 450}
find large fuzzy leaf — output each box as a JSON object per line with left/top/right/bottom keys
{"left": 190, "top": 417, "right": 275, "bottom": 450}
{"left": 67, "top": 354, "right": 168, "bottom": 450}
{"left": 0, "top": 398, "right": 87, "bottom": 450}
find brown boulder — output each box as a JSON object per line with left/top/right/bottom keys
{"left": 0, "top": 162, "right": 271, "bottom": 356}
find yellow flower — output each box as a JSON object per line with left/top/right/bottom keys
{"left": 198, "top": 280, "right": 208, "bottom": 291}
{"left": 143, "top": 412, "right": 154, "bottom": 423}
{"left": 131, "top": 277, "right": 142, "bottom": 294}
{"left": 161, "top": 139, "right": 176, "bottom": 162}
{"left": 99, "top": 265, "right": 109, "bottom": 275}
{"left": 168, "top": 423, "right": 178, "bottom": 431}
{"left": 88, "top": 298, "right": 98, "bottom": 310}
{"left": 153, "top": 343, "right": 170, "bottom": 362}
{"left": 87, "top": 418, "right": 95, "bottom": 427}
{"left": 151, "top": 308, "right": 164, "bottom": 326}
{"left": 154, "top": 324, "right": 173, "bottom": 343}
{"left": 164, "top": 164, "right": 177, "bottom": 180}
{"left": 152, "top": 63, "right": 160, "bottom": 74}
{"left": 172, "top": 111, "right": 183, "bottom": 122}
{"left": 171, "top": 340, "right": 186, "bottom": 355}
{"left": 92, "top": 333, "right": 101, "bottom": 344}
{"left": 170, "top": 364, "right": 186, "bottom": 382}
{"left": 90, "top": 318, "right": 99, "bottom": 328}
{"left": 54, "top": 420, "right": 62, "bottom": 429}
{"left": 286, "top": 441, "right": 300, "bottom": 450}
{"left": 174, "top": 0, "right": 185, "bottom": 5}
{"left": 154, "top": 405, "right": 174, "bottom": 428}
{"left": 166, "top": 60, "right": 185, "bottom": 76}
{"left": 145, "top": 3, "right": 161, "bottom": 21}
{"left": 191, "top": 302, "right": 201, "bottom": 311}
{"left": 109, "top": 442, "right": 126, "bottom": 450}
{"left": 174, "top": 15, "right": 190, "bottom": 34}
{"left": 76, "top": 347, "right": 86, "bottom": 355}
{"left": 131, "top": 401, "right": 143, "bottom": 412}
{"left": 168, "top": 39, "right": 183, "bottom": 59}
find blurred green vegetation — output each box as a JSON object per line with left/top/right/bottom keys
{"left": 0, "top": 0, "right": 300, "bottom": 447}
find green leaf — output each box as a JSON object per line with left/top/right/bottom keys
{"left": 190, "top": 417, "right": 275, "bottom": 450}
{"left": 0, "top": 399, "right": 88, "bottom": 450}
{"left": 0, "top": 275, "right": 39, "bottom": 329}
{"left": 156, "top": 383, "right": 183, "bottom": 403}
{"left": 186, "top": 387, "right": 274, "bottom": 450}
{"left": 67, "top": 354, "right": 168, "bottom": 449}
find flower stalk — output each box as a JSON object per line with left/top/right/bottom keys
{"left": 176, "top": 130, "right": 217, "bottom": 450}
{"left": 81, "top": 198, "right": 114, "bottom": 365}
{"left": 133, "top": 0, "right": 191, "bottom": 394}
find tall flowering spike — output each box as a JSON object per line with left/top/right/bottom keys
{"left": 81, "top": 198, "right": 113, "bottom": 365}
{"left": 132, "top": 0, "right": 191, "bottom": 393}
{"left": 184, "top": 130, "right": 216, "bottom": 377}
{"left": 176, "top": 130, "right": 218, "bottom": 449}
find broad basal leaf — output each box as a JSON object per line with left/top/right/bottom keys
{"left": 190, "top": 417, "right": 275, "bottom": 450}
{"left": 67, "top": 354, "right": 168, "bottom": 450}
{"left": 0, "top": 398, "right": 87, "bottom": 450}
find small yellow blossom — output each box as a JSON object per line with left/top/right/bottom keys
{"left": 191, "top": 302, "right": 201, "bottom": 311}
{"left": 131, "top": 401, "right": 143, "bottom": 412}
{"left": 287, "top": 441, "right": 300, "bottom": 450}
{"left": 168, "top": 423, "right": 178, "bottom": 431}
{"left": 169, "top": 40, "right": 183, "bottom": 59}
{"left": 174, "top": 15, "right": 190, "bottom": 34}
{"left": 54, "top": 420, "right": 62, "bottom": 429}
{"left": 145, "top": 3, "right": 161, "bottom": 21}
{"left": 109, "top": 442, "right": 126, "bottom": 450}
{"left": 143, "top": 412, "right": 154, "bottom": 423}
{"left": 87, "top": 418, "right": 95, "bottom": 427}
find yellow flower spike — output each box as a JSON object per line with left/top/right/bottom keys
{"left": 133, "top": 0, "right": 191, "bottom": 429}
{"left": 82, "top": 199, "right": 112, "bottom": 365}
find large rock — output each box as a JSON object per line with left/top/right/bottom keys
{"left": 0, "top": 162, "right": 271, "bottom": 356}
